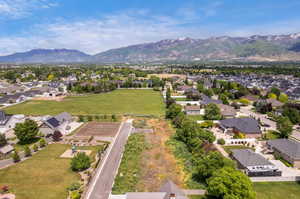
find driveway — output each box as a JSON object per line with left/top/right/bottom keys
{"left": 270, "top": 160, "right": 300, "bottom": 177}
{"left": 85, "top": 121, "right": 133, "bottom": 199}
{"left": 238, "top": 106, "right": 277, "bottom": 131}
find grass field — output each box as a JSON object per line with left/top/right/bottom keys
{"left": 0, "top": 144, "right": 79, "bottom": 199}
{"left": 4, "top": 89, "right": 165, "bottom": 116}
{"left": 254, "top": 182, "right": 300, "bottom": 199}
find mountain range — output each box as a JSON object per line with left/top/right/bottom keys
{"left": 1, "top": 33, "right": 300, "bottom": 63}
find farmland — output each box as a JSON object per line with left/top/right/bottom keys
{"left": 4, "top": 89, "right": 165, "bottom": 116}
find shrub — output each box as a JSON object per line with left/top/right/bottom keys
{"left": 24, "top": 145, "right": 31, "bottom": 157}
{"left": 0, "top": 134, "right": 7, "bottom": 147}
{"left": 217, "top": 138, "right": 225, "bottom": 145}
{"left": 33, "top": 144, "right": 38, "bottom": 152}
{"left": 12, "top": 151, "right": 20, "bottom": 162}
{"left": 70, "top": 191, "right": 81, "bottom": 199}
{"left": 67, "top": 182, "right": 81, "bottom": 191}
{"left": 71, "top": 152, "right": 91, "bottom": 171}
{"left": 112, "top": 114, "right": 117, "bottom": 122}
{"left": 78, "top": 115, "right": 84, "bottom": 122}
{"left": 39, "top": 139, "right": 46, "bottom": 148}
{"left": 87, "top": 115, "right": 93, "bottom": 121}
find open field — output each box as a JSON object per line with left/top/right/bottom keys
{"left": 4, "top": 89, "right": 165, "bottom": 116}
{"left": 137, "top": 119, "right": 186, "bottom": 191}
{"left": 112, "top": 119, "right": 186, "bottom": 194}
{"left": 0, "top": 144, "right": 102, "bottom": 199}
{"left": 76, "top": 122, "right": 121, "bottom": 137}
{"left": 254, "top": 182, "right": 300, "bottom": 199}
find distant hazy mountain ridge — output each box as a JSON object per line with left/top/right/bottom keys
{"left": 1, "top": 33, "right": 300, "bottom": 63}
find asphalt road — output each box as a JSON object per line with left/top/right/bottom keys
{"left": 85, "top": 121, "right": 132, "bottom": 199}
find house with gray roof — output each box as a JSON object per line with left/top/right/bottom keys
{"left": 0, "top": 111, "right": 25, "bottom": 134}
{"left": 126, "top": 180, "right": 188, "bottom": 199}
{"left": 267, "top": 139, "right": 300, "bottom": 168}
{"left": 231, "top": 149, "right": 281, "bottom": 177}
{"left": 199, "top": 94, "right": 222, "bottom": 107}
{"left": 219, "top": 117, "right": 262, "bottom": 138}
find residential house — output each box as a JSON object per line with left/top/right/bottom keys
{"left": 0, "top": 111, "right": 25, "bottom": 134}
{"left": 217, "top": 104, "right": 237, "bottom": 118}
{"left": 184, "top": 105, "right": 201, "bottom": 115}
{"left": 40, "top": 112, "right": 73, "bottom": 139}
{"left": 231, "top": 149, "right": 281, "bottom": 177}
{"left": 199, "top": 94, "right": 222, "bottom": 107}
{"left": 267, "top": 139, "right": 300, "bottom": 168}
{"left": 219, "top": 118, "right": 262, "bottom": 138}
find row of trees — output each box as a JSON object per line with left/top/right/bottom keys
{"left": 166, "top": 103, "right": 256, "bottom": 199}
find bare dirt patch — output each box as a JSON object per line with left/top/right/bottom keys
{"left": 76, "top": 122, "right": 121, "bottom": 137}
{"left": 137, "top": 119, "right": 186, "bottom": 192}
{"left": 33, "top": 96, "right": 66, "bottom": 101}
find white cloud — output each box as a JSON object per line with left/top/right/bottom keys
{"left": 0, "top": 10, "right": 300, "bottom": 56}
{"left": 0, "top": 0, "right": 57, "bottom": 19}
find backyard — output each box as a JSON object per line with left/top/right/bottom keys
{"left": 0, "top": 144, "right": 102, "bottom": 199}
{"left": 4, "top": 89, "right": 165, "bottom": 116}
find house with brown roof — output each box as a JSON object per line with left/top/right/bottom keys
{"left": 184, "top": 105, "right": 201, "bottom": 115}
{"left": 217, "top": 104, "right": 237, "bottom": 118}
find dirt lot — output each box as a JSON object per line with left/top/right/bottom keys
{"left": 33, "top": 96, "right": 66, "bottom": 101}
{"left": 76, "top": 122, "right": 121, "bottom": 137}
{"left": 147, "top": 74, "right": 186, "bottom": 79}
{"left": 137, "top": 119, "right": 186, "bottom": 191}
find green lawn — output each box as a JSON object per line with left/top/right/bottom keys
{"left": 222, "top": 145, "right": 254, "bottom": 154}
{"left": 187, "top": 115, "right": 204, "bottom": 122}
{"left": 4, "top": 89, "right": 165, "bottom": 116}
{"left": 0, "top": 144, "right": 79, "bottom": 199}
{"left": 254, "top": 182, "right": 300, "bottom": 199}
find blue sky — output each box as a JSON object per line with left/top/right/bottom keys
{"left": 1, "top": 0, "right": 300, "bottom": 55}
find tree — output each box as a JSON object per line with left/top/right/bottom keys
{"left": 166, "top": 104, "right": 182, "bottom": 120}
{"left": 24, "top": 146, "right": 31, "bottom": 157}
{"left": 204, "top": 103, "right": 222, "bottom": 120}
{"left": 71, "top": 152, "right": 91, "bottom": 171}
{"left": 267, "top": 92, "right": 277, "bottom": 100}
{"left": 238, "top": 98, "right": 251, "bottom": 106}
{"left": 12, "top": 151, "right": 20, "bottom": 163}
{"left": 278, "top": 93, "right": 288, "bottom": 103}
{"left": 0, "top": 134, "right": 7, "bottom": 147}
{"left": 206, "top": 167, "right": 256, "bottom": 199}
{"left": 193, "top": 152, "right": 235, "bottom": 180}
{"left": 270, "top": 87, "right": 281, "bottom": 97}
{"left": 219, "top": 94, "right": 229, "bottom": 105}
{"left": 283, "top": 107, "right": 300, "bottom": 124}
{"left": 14, "top": 119, "right": 39, "bottom": 144}
{"left": 166, "top": 88, "right": 171, "bottom": 100}
{"left": 277, "top": 116, "right": 293, "bottom": 138}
